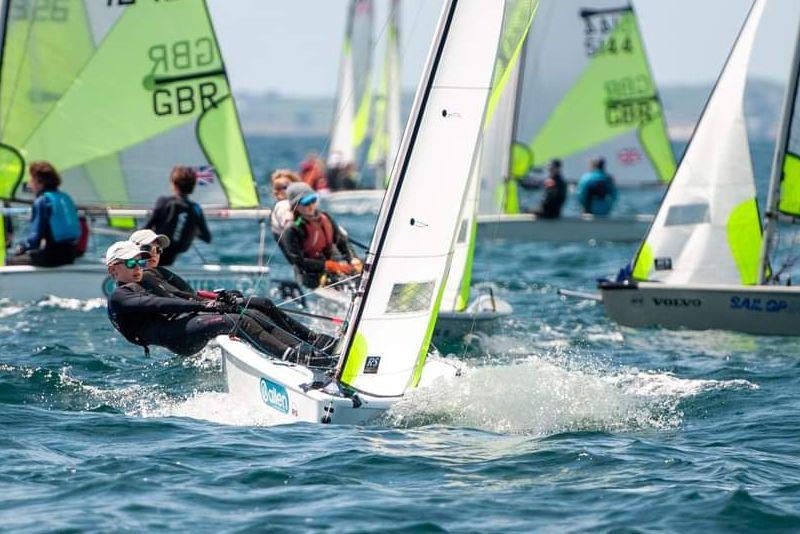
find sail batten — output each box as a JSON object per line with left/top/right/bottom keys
{"left": 0, "top": 0, "right": 258, "bottom": 209}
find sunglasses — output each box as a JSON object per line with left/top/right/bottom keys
{"left": 141, "top": 244, "right": 162, "bottom": 254}
{"left": 273, "top": 183, "right": 288, "bottom": 191}
{"left": 298, "top": 193, "right": 319, "bottom": 206}
{"left": 119, "top": 258, "right": 148, "bottom": 269}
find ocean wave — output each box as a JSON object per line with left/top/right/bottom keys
{"left": 385, "top": 355, "right": 757, "bottom": 436}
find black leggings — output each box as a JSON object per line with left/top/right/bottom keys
{"left": 242, "top": 297, "right": 315, "bottom": 344}
{"left": 144, "top": 312, "right": 301, "bottom": 357}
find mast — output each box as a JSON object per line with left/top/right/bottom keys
{"left": 757, "top": 19, "right": 800, "bottom": 284}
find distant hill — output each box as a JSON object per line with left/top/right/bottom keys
{"left": 235, "top": 78, "right": 785, "bottom": 141}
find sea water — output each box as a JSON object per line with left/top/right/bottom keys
{"left": 1, "top": 139, "right": 799, "bottom": 531}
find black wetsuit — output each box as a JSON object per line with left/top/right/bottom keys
{"left": 107, "top": 282, "right": 300, "bottom": 357}
{"left": 279, "top": 211, "right": 353, "bottom": 288}
{"left": 139, "top": 267, "right": 319, "bottom": 346}
{"left": 144, "top": 195, "right": 211, "bottom": 266}
{"left": 535, "top": 173, "right": 567, "bottom": 219}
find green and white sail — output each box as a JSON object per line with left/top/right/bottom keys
{"left": 0, "top": 0, "right": 257, "bottom": 211}
{"left": 631, "top": 0, "right": 765, "bottom": 286}
{"left": 336, "top": 0, "right": 515, "bottom": 397}
{"left": 482, "top": 0, "right": 676, "bottom": 215}
{"left": 367, "top": 0, "right": 402, "bottom": 188}
{"left": 329, "top": 0, "right": 374, "bottom": 170}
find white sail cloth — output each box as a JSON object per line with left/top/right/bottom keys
{"left": 632, "top": 0, "right": 766, "bottom": 286}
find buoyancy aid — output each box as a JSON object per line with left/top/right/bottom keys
{"left": 300, "top": 213, "right": 334, "bottom": 259}
{"left": 43, "top": 191, "right": 80, "bottom": 243}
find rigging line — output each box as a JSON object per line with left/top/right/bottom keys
{"left": 276, "top": 274, "right": 361, "bottom": 308}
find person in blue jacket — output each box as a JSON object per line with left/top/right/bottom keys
{"left": 8, "top": 162, "right": 80, "bottom": 267}
{"left": 576, "top": 157, "right": 618, "bottom": 216}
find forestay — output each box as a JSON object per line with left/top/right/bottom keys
{"left": 502, "top": 0, "right": 674, "bottom": 207}
{"left": 631, "top": 0, "right": 765, "bottom": 286}
{"left": 367, "top": 0, "right": 402, "bottom": 189}
{"left": 329, "top": 0, "right": 374, "bottom": 169}
{"left": 0, "top": 0, "right": 257, "bottom": 210}
{"left": 336, "top": 0, "right": 513, "bottom": 398}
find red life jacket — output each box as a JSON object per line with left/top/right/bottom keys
{"left": 301, "top": 213, "right": 334, "bottom": 259}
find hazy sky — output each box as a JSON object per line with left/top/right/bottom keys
{"left": 207, "top": 0, "right": 798, "bottom": 97}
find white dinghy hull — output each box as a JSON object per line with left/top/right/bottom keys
{"left": 0, "top": 263, "right": 270, "bottom": 301}
{"left": 219, "top": 336, "right": 459, "bottom": 425}
{"left": 476, "top": 213, "right": 652, "bottom": 242}
{"left": 321, "top": 190, "right": 385, "bottom": 215}
{"left": 435, "top": 294, "right": 513, "bottom": 341}
{"left": 600, "top": 281, "right": 800, "bottom": 336}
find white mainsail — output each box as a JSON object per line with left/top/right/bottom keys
{"left": 336, "top": 0, "right": 515, "bottom": 398}
{"left": 631, "top": 0, "right": 766, "bottom": 286}
{"left": 329, "top": 0, "right": 375, "bottom": 169}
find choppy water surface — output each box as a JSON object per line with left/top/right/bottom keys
{"left": 1, "top": 139, "right": 799, "bottom": 531}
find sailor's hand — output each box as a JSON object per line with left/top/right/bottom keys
{"left": 350, "top": 258, "right": 363, "bottom": 274}
{"left": 325, "top": 260, "right": 353, "bottom": 275}
{"left": 13, "top": 243, "right": 25, "bottom": 256}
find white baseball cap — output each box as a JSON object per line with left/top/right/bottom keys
{"left": 129, "top": 229, "right": 170, "bottom": 248}
{"left": 105, "top": 241, "right": 149, "bottom": 266}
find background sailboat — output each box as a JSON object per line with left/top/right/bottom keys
{"left": 0, "top": 0, "right": 269, "bottom": 300}
{"left": 475, "top": 0, "right": 675, "bottom": 242}
{"left": 600, "top": 0, "right": 800, "bottom": 336}
{"left": 221, "top": 0, "right": 515, "bottom": 424}
{"left": 323, "top": 0, "right": 404, "bottom": 215}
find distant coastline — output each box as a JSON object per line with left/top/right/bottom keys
{"left": 235, "top": 78, "right": 783, "bottom": 142}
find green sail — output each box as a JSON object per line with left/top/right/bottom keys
{"left": 527, "top": 9, "right": 675, "bottom": 183}
{"left": 0, "top": 0, "right": 257, "bottom": 209}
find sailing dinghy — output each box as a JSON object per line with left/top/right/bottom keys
{"left": 221, "top": 0, "right": 516, "bottom": 424}
{"left": 323, "top": 0, "right": 384, "bottom": 214}
{"left": 0, "top": 0, "right": 268, "bottom": 300}
{"left": 475, "top": 0, "right": 675, "bottom": 243}
{"left": 600, "top": 0, "right": 800, "bottom": 336}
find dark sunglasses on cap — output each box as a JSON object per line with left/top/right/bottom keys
{"left": 298, "top": 193, "right": 319, "bottom": 206}
{"left": 140, "top": 244, "right": 162, "bottom": 254}
{"left": 119, "top": 258, "right": 148, "bottom": 269}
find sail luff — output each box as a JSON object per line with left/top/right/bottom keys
{"left": 758, "top": 17, "right": 800, "bottom": 283}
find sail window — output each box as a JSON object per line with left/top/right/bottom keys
{"left": 456, "top": 219, "right": 469, "bottom": 244}
{"left": 664, "top": 203, "right": 709, "bottom": 226}
{"left": 385, "top": 281, "right": 435, "bottom": 314}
